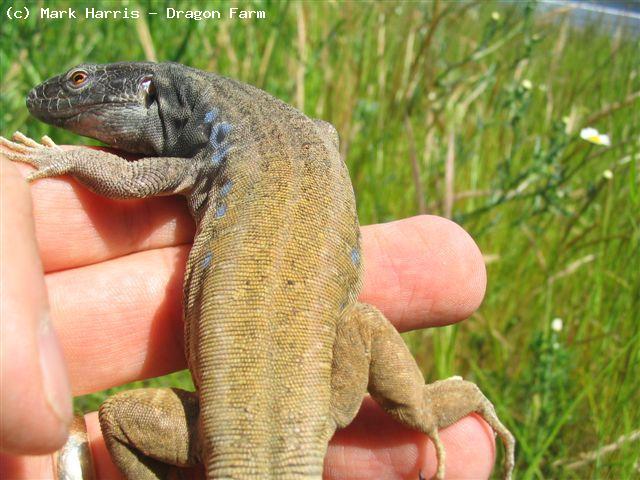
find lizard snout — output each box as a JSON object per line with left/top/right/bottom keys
{"left": 26, "top": 88, "right": 37, "bottom": 105}
{"left": 25, "top": 87, "right": 43, "bottom": 114}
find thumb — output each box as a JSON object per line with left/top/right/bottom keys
{"left": 0, "top": 159, "right": 72, "bottom": 454}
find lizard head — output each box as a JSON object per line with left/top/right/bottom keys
{"left": 26, "top": 62, "right": 167, "bottom": 154}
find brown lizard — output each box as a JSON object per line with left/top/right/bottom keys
{"left": 0, "top": 61, "right": 515, "bottom": 479}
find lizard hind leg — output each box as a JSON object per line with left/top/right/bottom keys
{"left": 331, "top": 302, "right": 515, "bottom": 480}
{"left": 329, "top": 303, "right": 448, "bottom": 479}
{"left": 99, "top": 387, "right": 201, "bottom": 480}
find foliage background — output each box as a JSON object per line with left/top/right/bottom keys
{"left": 1, "top": 0, "right": 638, "bottom": 478}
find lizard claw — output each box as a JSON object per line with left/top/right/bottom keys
{"left": 0, "top": 131, "right": 68, "bottom": 182}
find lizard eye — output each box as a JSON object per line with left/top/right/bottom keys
{"left": 140, "top": 75, "right": 157, "bottom": 108}
{"left": 69, "top": 70, "right": 88, "bottom": 87}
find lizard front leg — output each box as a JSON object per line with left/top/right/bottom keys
{"left": 330, "top": 303, "right": 515, "bottom": 480}
{"left": 0, "top": 132, "right": 197, "bottom": 198}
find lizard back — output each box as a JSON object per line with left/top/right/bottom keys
{"left": 180, "top": 73, "right": 362, "bottom": 477}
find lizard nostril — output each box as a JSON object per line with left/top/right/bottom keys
{"left": 26, "top": 90, "right": 37, "bottom": 106}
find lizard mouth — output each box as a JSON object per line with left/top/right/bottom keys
{"left": 26, "top": 95, "right": 141, "bottom": 124}
{"left": 26, "top": 73, "right": 155, "bottom": 125}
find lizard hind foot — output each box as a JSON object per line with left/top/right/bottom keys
{"left": 426, "top": 377, "right": 515, "bottom": 480}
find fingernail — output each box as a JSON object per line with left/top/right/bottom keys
{"left": 38, "top": 314, "right": 72, "bottom": 426}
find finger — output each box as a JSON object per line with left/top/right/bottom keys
{"left": 360, "top": 215, "right": 486, "bottom": 330}
{"left": 0, "top": 452, "right": 54, "bottom": 479}
{"left": 0, "top": 161, "right": 72, "bottom": 454}
{"left": 11, "top": 156, "right": 194, "bottom": 272}
{"left": 20, "top": 153, "right": 484, "bottom": 328}
{"left": 85, "top": 411, "right": 203, "bottom": 479}
{"left": 45, "top": 216, "right": 484, "bottom": 394}
{"left": 85, "top": 412, "right": 123, "bottom": 480}
{"left": 86, "top": 402, "right": 494, "bottom": 480}
{"left": 325, "top": 398, "right": 496, "bottom": 480}
{"left": 0, "top": 399, "right": 497, "bottom": 480}
{"left": 20, "top": 157, "right": 484, "bottom": 323}
{"left": 0, "top": 412, "right": 123, "bottom": 480}
{"left": 47, "top": 246, "right": 188, "bottom": 395}
{"left": 13, "top": 149, "right": 486, "bottom": 327}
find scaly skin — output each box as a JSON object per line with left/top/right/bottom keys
{"left": 1, "top": 62, "right": 515, "bottom": 479}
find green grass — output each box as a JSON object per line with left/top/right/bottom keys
{"left": 2, "top": 1, "right": 638, "bottom": 478}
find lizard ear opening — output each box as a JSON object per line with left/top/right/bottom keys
{"left": 140, "top": 75, "right": 157, "bottom": 108}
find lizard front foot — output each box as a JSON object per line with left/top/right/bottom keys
{"left": 0, "top": 131, "right": 67, "bottom": 181}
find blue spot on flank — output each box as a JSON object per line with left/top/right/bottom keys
{"left": 201, "top": 252, "right": 213, "bottom": 269}
{"left": 208, "top": 122, "right": 233, "bottom": 166}
{"left": 350, "top": 248, "right": 361, "bottom": 265}
{"left": 220, "top": 180, "right": 233, "bottom": 197}
{"left": 209, "top": 122, "right": 232, "bottom": 147}
{"left": 211, "top": 145, "right": 230, "bottom": 166}
{"left": 215, "top": 204, "right": 227, "bottom": 218}
{"left": 204, "top": 109, "right": 218, "bottom": 124}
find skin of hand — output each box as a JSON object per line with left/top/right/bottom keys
{"left": 0, "top": 148, "right": 493, "bottom": 479}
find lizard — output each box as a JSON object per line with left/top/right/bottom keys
{"left": 0, "top": 61, "right": 515, "bottom": 480}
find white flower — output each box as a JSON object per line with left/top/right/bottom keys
{"left": 521, "top": 79, "right": 533, "bottom": 90}
{"left": 491, "top": 11, "right": 501, "bottom": 21}
{"left": 580, "top": 127, "right": 611, "bottom": 147}
{"left": 551, "top": 318, "right": 563, "bottom": 332}
{"left": 603, "top": 169, "right": 614, "bottom": 180}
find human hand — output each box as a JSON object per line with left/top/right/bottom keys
{"left": 1, "top": 153, "right": 493, "bottom": 479}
